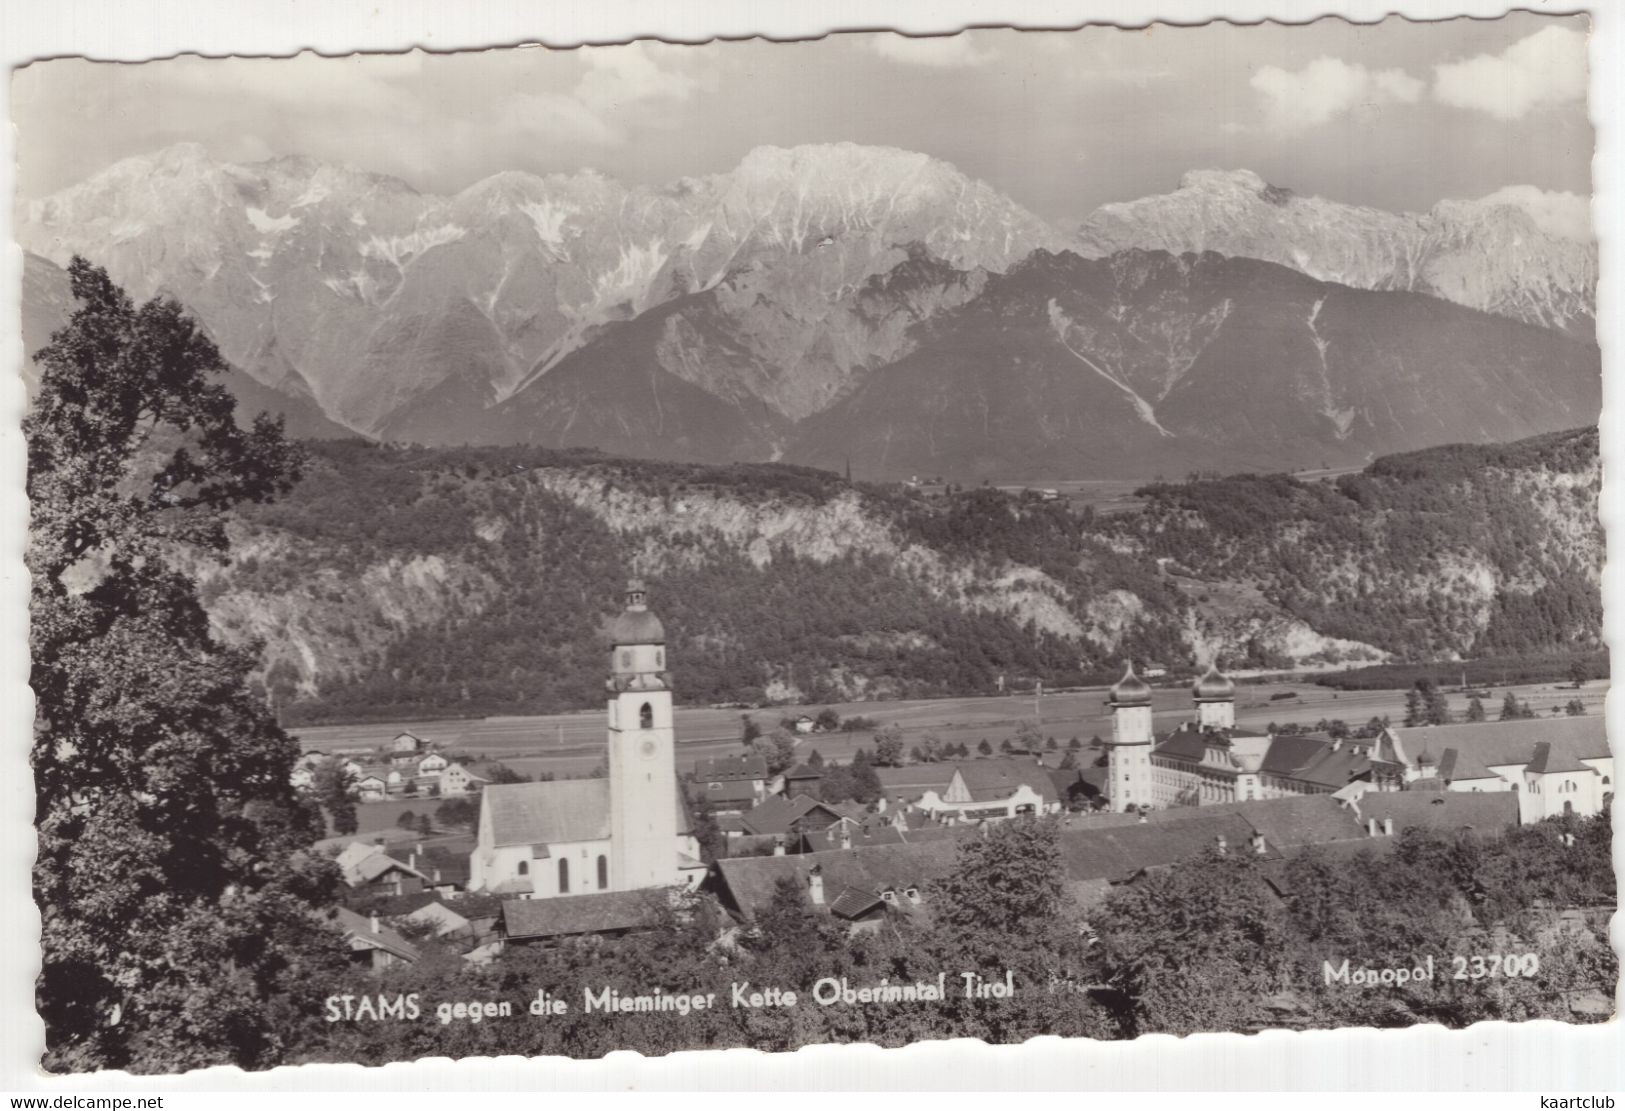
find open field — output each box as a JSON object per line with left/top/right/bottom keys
{"left": 296, "top": 677, "right": 1609, "bottom": 782}
{"left": 990, "top": 463, "right": 1367, "bottom": 516}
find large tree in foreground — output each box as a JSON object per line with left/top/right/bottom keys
{"left": 29, "top": 258, "right": 343, "bottom": 1072}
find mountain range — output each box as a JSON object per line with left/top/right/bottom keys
{"left": 19, "top": 143, "right": 1599, "bottom": 478}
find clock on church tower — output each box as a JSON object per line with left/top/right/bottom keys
{"left": 605, "top": 579, "right": 681, "bottom": 891}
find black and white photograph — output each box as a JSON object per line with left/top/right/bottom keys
{"left": 6, "top": 4, "right": 1617, "bottom": 1089}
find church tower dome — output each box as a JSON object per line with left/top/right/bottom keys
{"left": 1109, "top": 662, "right": 1153, "bottom": 707}
{"left": 1192, "top": 660, "right": 1236, "bottom": 730}
{"left": 1193, "top": 661, "right": 1236, "bottom": 702}
{"left": 610, "top": 579, "right": 665, "bottom": 646}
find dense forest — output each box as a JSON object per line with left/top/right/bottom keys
{"left": 210, "top": 427, "right": 1603, "bottom": 724}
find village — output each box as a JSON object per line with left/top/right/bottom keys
{"left": 301, "top": 583, "right": 1614, "bottom": 981}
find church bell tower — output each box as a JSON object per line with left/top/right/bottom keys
{"left": 606, "top": 580, "right": 680, "bottom": 890}
{"left": 1193, "top": 661, "right": 1237, "bottom": 730}
{"left": 1106, "top": 662, "right": 1155, "bottom": 812}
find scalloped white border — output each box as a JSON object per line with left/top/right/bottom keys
{"left": 1, "top": 0, "right": 1618, "bottom": 1093}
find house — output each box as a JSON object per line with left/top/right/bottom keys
{"left": 796, "top": 814, "right": 908, "bottom": 854}
{"left": 418, "top": 751, "right": 450, "bottom": 776}
{"left": 501, "top": 890, "right": 668, "bottom": 944}
{"left": 313, "top": 827, "right": 418, "bottom": 854}
{"left": 390, "top": 731, "right": 425, "bottom": 754}
{"left": 405, "top": 900, "right": 473, "bottom": 939}
{"left": 438, "top": 762, "right": 488, "bottom": 797}
{"left": 329, "top": 906, "right": 420, "bottom": 972}
{"left": 334, "top": 841, "right": 431, "bottom": 896}
{"left": 780, "top": 762, "right": 825, "bottom": 799}
{"left": 735, "top": 794, "right": 847, "bottom": 841}
{"left": 793, "top": 715, "right": 816, "bottom": 734}
{"left": 354, "top": 770, "right": 389, "bottom": 802}
{"left": 290, "top": 751, "right": 325, "bottom": 790}
{"left": 692, "top": 754, "right": 769, "bottom": 812}
{"left": 875, "top": 759, "right": 1061, "bottom": 822}
{"left": 714, "top": 841, "right": 960, "bottom": 933}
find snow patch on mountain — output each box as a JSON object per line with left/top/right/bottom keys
{"left": 244, "top": 207, "right": 299, "bottom": 235}
{"left": 359, "top": 223, "right": 467, "bottom": 268}
{"left": 1078, "top": 170, "right": 1595, "bottom": 336}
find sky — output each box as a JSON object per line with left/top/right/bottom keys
{"left": 11, "top": 12, "right": 1594, "bottom": 223}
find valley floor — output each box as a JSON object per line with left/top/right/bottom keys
{"left": 292, "top": 678, "right": 1609, "bottom": 782}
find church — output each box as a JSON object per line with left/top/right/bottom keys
{"left": 467, "top": 581, "right": 705, "bottom": 897}
{"left": 1103, "top": 661, "right": 1613, "bottom": 824}
{"left": 1104, "top": 661, "right": 1407, "bottom": 812}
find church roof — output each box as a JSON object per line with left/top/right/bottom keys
{"left": 1436, "top": 747, "right": 1497, "bottom": 783}
{"left": 482, "top": 779, "right": 691, "bottom": 847}
{"left": 1393, "top": 716, "right": 1607, "bottom": 771}
{"left": 1525, "top": 741, "right": 1592, "bottom": 776}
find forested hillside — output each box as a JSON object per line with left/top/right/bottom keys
{"left": 1109, "top": 428, "right": 1603, "bottom": 661}
{"left": 209, "top": 428, "right": 1602, "bottom": 724}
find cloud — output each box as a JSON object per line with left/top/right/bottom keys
{"left": 573, "top": 41, "right": 704, "bottom": 113}
{"left": 495, "top": 91, "right": 625, "bottom": 147}
{"left": 489, "top": 41, "right": 711, "bottom": 148}
{"left": 1251, "top": 57, "right": 1422, "bottom": 131}
{"left": 863, "top": 33, "right": 993, "bottom": 68}
{"left": 1433, "top": 26, "right": 1588, "bottom": 120}
{"left": 1475, "top": 185, "right": 1591, "bottom": 241}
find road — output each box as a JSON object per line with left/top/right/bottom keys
{"left": 293, "top": 678, "right": 1608, "bottom": 780}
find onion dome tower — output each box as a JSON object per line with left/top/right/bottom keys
{"left": 1106, "top": 662, "right": 1155, "bottom": 812}
{"left": 606, "top": 580, "right": 679, "bottom": 890}
{"left": 1192, "top": 661, "right": 1236, "bottom": 729}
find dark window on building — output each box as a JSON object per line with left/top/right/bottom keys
{"left": 597, "top": 855, "right": 608, "bottom": 890}
{"left": 640, "top": 702, "right": 654, "bottom": 729}
{"left": 558, "top": 858, "right": 569, "bottom": 893}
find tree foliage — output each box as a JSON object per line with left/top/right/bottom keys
{"left": 28, "top": 259, "right": 342, "bottom": 1072}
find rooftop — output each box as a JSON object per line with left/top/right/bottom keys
{"left": 738, "top": 794, "right": 838, "bottom": 837}
{"left": 502, "top": 890, "right": 666, "bottom": 939}
{"left": 1393, "top": 716, "right": 1608, "bottom": 771}
{"left": 694, "top": 754, "right": 769, "bottom": 781}
{"left": 483, "top": 778, "right": 691, "bottom": 847}
{"left": 1056, "top": 812, "right": 1268, "bottom": 883}
{"left": 715, "top": 841, "right": 962, "bottom": 919}
{"left": 330, "top": 906, "right": 421, "bottom": 963}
